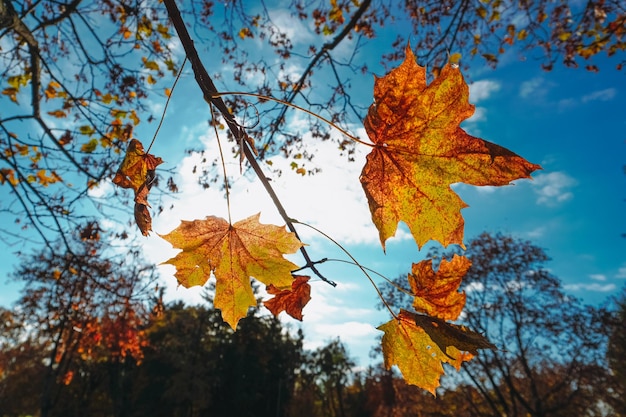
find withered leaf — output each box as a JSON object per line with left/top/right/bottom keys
{"left": 112, "top": 139, "right": 163, "bottom": 235}
{"left": 264, "top": 275, "right": 311, "bottom": 321}
{"left": 378, "top": 309, "right": 494, "bottom": 395}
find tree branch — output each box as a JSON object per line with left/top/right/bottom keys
{"left": 163, "top": 0, "right": 335, "bottom": 286}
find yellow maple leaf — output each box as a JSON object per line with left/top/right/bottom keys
{"left": 161, "top": 213, "right": 303, "bottom": 329}
{"left": 409, "top": 255, "right": 470, "bottom": 321}
{"left": 378, "top": 309, "right": 494, "bottom": 395}
{"left": 360, "top": 46, "right": 541, "bottom": 249}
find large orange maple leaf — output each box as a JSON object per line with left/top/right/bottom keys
{"left": 161, "top": 213, "right": 302, "bottom": 329}
{"left": 360, "top": 47, "right": 541, "bottom": 249}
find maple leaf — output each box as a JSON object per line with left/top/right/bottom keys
{"left": 409, "top": 255, "right": 470, "bottom": 321}
{"left": 378, "top": 309, "right": 495, "bottom": 395}
{"left": 264, "top": 275, "right": 311, "bottom": 321}
{"left": 360, "top": 46, "right": 541, "bottom": 249}
{"left": 161, "top": 213, "right": 303, "bottom": 329}
{"left": 112, "top": 139, "right": 163, "bottom": 235}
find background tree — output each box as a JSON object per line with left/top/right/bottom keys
{"left": 0, "top": 307, "right": 47, "bottom": 417}
{"left": 4, "top": 225, "right": 158, "bottom": 417}
{"left": 287, "top": 339, "right": 375, "bottom": 417}
{"left": 133, "top": 300, "right": 304, "bottom": 417}
{"left": 607, "top": 287, "right": 626, "bottom": 416}
{"left": 1, "top": 0, "right": 624, "bottom": 247}
{"left": 379, "top": 232, "right": 615, "bottom": 416}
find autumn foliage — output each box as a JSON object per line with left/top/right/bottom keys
{"left": 110, "top": 13, "right": 541, "bottom": 391}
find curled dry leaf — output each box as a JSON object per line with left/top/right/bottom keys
{"left": 264, "top": 275, "right": 311, "bottom": 321}
{"left": 112, "top": 139, "right": 163, "bottom": 235}
{"left": 161, "top": 213, "right": 303, "bottom": 329}
{"left": 360, "top": 45, "right": 541, "bottom": 249}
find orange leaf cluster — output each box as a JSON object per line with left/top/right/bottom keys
{"left": 368, "top": 47, "right": 536, "bottom": 394}
{"left": 112, "top": 139, "right": 163, "bottom": 235}
{"left": 378, "top": 256, "right": 495, "bottom": 394}
{"left": 161, "top": 214, "right": 304, "bottom": 329}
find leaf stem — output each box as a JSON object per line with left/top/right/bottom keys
{"left": 209, "top": 104, "right": 232, "bottom": 225}
{"left": 211, "top": 91, "right": 372, "bottom": 147}
{"left": 291, "top": 219, "right": 396, "bottom": 319}
{"left": 147, "top": 57, "right": 187, "bottom": 154}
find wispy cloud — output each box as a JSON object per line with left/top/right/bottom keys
{"left": 519, "top": 77, "right": 548, "bottom": 99}
{"left": 581, "top": 88, "right": 616, "bottom": 103}
{"left": 269, "top": 9, "right": 315, "bottom": 45}
{"left": 564, "top": 283, "right": 617, "bottom": 292}
{"left": 616, "top": 266, "right": 626, "bottom": 279}
{"left": 531, "top": 171, "right": 577, "bottom": 206}
{"left": 558, "top": 87, "right": 617, "bottom": 111}
{"left": 589, "top": 274, "right": 607, "bottom": 281}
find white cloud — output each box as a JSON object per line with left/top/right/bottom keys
{"left": 525, "top": 226, "right": 546, "bottom": 239}
{"left": 581, "top": 88, "right": 616, "bottom": 103}
{"left": 564, "top": 283, "right": 617, "bottom": 292}
{"left": 465, "top": 282, "right": 485, "bottom": 293}
{"left": 469, "top": 80, "right": 501, "bottom": 102}
{"left": 531, "top": 171, "right": 577, "bottom": 206}
{"left": 519, "top": 77, "right": 547, "bottom": 99}
{"left": 589, "top": 274, "right": 606, "bottom": 281}
{"left": 269, "top": 9, "right": 315, "bottom": 46}
{"left": 616, "top": 266, "right": 626, "bottom": 279}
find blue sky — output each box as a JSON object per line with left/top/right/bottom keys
{"left": 1, "top": 2, "right": 625, "bottom": 367}
{"left": 139, "top": 50, "right": 625, "bottom": 365}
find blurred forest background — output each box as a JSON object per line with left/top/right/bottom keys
{"left": 1, "top": 0, "right": 625, "bottom": 416}
{"left": 1, "top": 231, "right": 624, "bottom": 417}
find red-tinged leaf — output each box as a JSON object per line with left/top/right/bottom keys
{"left": 161, "top": 213, "right": 303, "bottom": 329}
{"left": 47, "top": 110, "right": 66, "bottom": 118}
{"left": 134, "top": 203, "right": 152, "bottom": 237}
{"left": 360, "top": 46, "right": 540, "bottom": 249}
{"left": 409, "top": 255, "right": 470, "bottom": 321}
{"left": 264, "top": 275, "right": 311, "bottom": 320}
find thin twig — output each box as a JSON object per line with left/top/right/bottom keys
{"left": 147, "top": 57, "right": 187, "bottom": 153}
